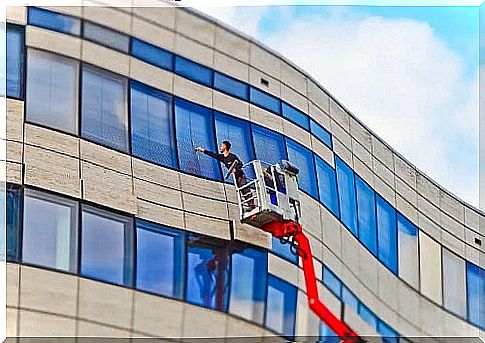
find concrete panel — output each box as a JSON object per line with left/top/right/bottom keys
{"left": 464, "top": 207, "right": 479, "bottom": 232}
{"left": 25, "top": 124, "right": 79, "bottom": 158}
{"left": 439, "top": 190, "right": 465, "bottom": 223}
{"left": 180, "top": 173, "right": 225, "bottom": 201}
{"left": 249, "top": 105, "right": 284, "bottom": 134}
{"left": 80, "top": 140, "right": 131, "bottom": 175}
{"left": 417, "top": 194, "right": 440, "bottom": 224}
{"left": 372, "top": 156, "right": 395, "bottom": 189}
{"left": 280, "top": 62, "right": 307, "bottom": 96}
{"left": 283, "top": 120, "right": 312, "bottom": 150}
{"left": 173, "top": 75, "right": 212, "bottom": 108}
{"left": 184, "top": 212, "right": 231, "bottom": 240}
{"left": 377, "top": 266, "right": 399, "bottom": 312}
{"left": 132, "top": 291, "right": 183, "bottom": 338}
{"left": 132, "top": 6, "right": 175, "bottom": 30}
{"left": 281, "top": 84, "right": 308, "bottom": 114}
{"left": 214, "top": 27, "right": 250, "bottom": 63}
{"left": 132, "top": 157, "right": 181, "bottom": 190}
{"left": 131, "top": 16, "right": 175, "bottom": 51}
{"left": 249, "top": 43, "right": 280, "bottom": 80}
{"left": 7, "top": 6, "right": 26, "bottom": 25}
{"left": 341, "top": 228, "right": 360, "bottom": 275}
{"left": 309, "top": 101, "right": 331, "bottom": 129}
{"left": 352, "top": 139, "right": 372, "bottom": 170}
{"left": 440, "top": 212, "right": 465, "bottom": 240}
{"left": 6, "top": 162, "right": 22, "bottom": 184}
{"left": 6, "top": 307, "right": 18, "bottom": 337}
{"left": 358, "top": 245, "right": 379, "bottom": 293}
{"left": 77, "top": 320, "right": 132, "bottom": 337}
{"left": 83, "top": 6, "right": 132, "bottom": 35}
{"left": 373, "top": 176, "right": 396, "bottom": 207}
{"left": 371, "top": 136, "right": 394, "bottom": 170}
{"left": 18, "top": 309, "right": 76, "bottom": 336}
{"left": 213, "top": 51, "right": 249, "bottom": 82}
{"left": 268, "top": 254, "right": 299, "bottom": 287}
{"left": 78, "top": 278, "right": 133, "bottom": 329}
{"left": 175, "top": 9, "right": 215, "bottom": 47}
{"left": 174, "top": 34, "right": 213, "bottom": 67}
{"left": 6, "top": 141, "right": 22, "bottom": 163}
{"left": 224, "top": 183, "right": 238, "bottom": 204}
{"left": 344, "top": 307, "right": 380, "bottom": 337}
{"left": 295, "top": 291, "right": 311, "bottom": 336}
{"left": 311, "top": 136, "right": 334, "bottom": 168}
{"left": 231, "top": 221, "right": 272, "bottom": 250}
{"left": 393, "top": 155, "right": 417, "bottom": 189}
{"left": 349, "top": 117, "right": 372, "bottom": 152}
{"left": 26, "top": 26, "right": 82, "bottom": 60}
{"left": 418, "top": 212, "right": 441, "bottom": 243}
{"left": 7, "top": 263, "right": 19, "bottom": 308}
{"left": 397, "top": 282, "right": 421, "bottom": 329}
{"left": 321, "top": 207, "right": 342, "bottom": 258}
{"left": 418, "top": 298, "right": 445, "bottom": 336}
{"left": 130, "top": 57, "right": 173, "bottom": 94}
{"left": 419, "top": 231, "right": 442, "bottom": 305}
{"left": 353, "top": 156, "right": 374, "bottom": 188}
{"left": 331, "top": 119, "right": 351, "bottom": 149}
{"left": 396, "top": 194, "right": 418, "bottom": 225}
{"left": 182, "top": 303, "right": 227, "bottom": 338}
{"left": 20, "top": 266, "right": 78, "bottom": 317}
{"left": 441, "top": 231, "right": 466, "bottom": 257}
{"left": 134, "top": 178, "right": 182, "bottom": 209}
{"left": 395, "top": 177, "right": 417, "bottom": 207}
{"left": 182, "top": 192, "right": 229, "bottom": 220}
{"left": 299, "top": 194, "right": 322, "bottom": 239}
{"left": 41, "top": 6, "right": 82, "bottom": 17}
{"left": 137, "top": 199, "right": 184, "bottom": 230}
{"left": 213, "top": 90, "right": 250, "bottom": 121}
{"left": 465, "top": 228, "right": 484, "bottom": 253}
{"left": 308, "top": 81, "right": 330, "bottom": 115}
{"left": 81, "top": 161, "right": 136, "bottom": 214}
{"left": 24, "top": 145, "right": 81, "bottom": 198}
{"left": 332, "top": 138, "right": 353, "bottom": 167}
{"left": 465, "top": 245, "right": 481, "bottom": 266}
{"left": 249, "top": 68, "right": 281, "bottom": 98}
{"left": 416, "top": 172, "right": 440, "bottom": 205}
{"left": 6, "top": 99, "right": 24, "bottom": 142}
{"left": 82, "top": 40, "right": 130, "bottom": 77}
{"left": 225, "top": 316, "right": 265, "bottom": 338}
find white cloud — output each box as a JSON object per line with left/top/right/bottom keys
{"left": 199, "top": 6, "right": 479, "bottom": 207}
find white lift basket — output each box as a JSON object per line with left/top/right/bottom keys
{"left": 233, "top": 159, "right": 301, "bottom": 228}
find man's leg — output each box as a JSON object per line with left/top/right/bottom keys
{"left": 236, "top": 174, "right": 255, "bottom": 208}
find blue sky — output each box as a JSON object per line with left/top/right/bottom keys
{"left": 202, "top": 4, "right": 480, "bottom": 207}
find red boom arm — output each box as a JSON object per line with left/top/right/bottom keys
{"left": 262, "top": 220, "right": 362, "bottom": 343}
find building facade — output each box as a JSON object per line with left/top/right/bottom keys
{"left": 3, "top": 4, "right": 484, "bottom": 341}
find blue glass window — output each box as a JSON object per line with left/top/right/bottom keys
{"left": 131, "top": 81, "right": 177, "bottom": 168}
{"left": 272, "top": 237, "right": 298, "bottom": 264}
{"left": 22, "top": 189, "right": 78, "bottom": 272}
{"left": 174, "top": 98, "right": 221, "bottom": 180}
{"left": 377, "top": 321, "right": 399, "bottom": 343}
{"left": 136, "top": 220, "right": 185, "bottom": 299}
{"left": 174, "top": 56, "right": 213, "bottom": 86}
{"left": 323, "top": 266, "right": 342, "bottom": 298}
{"left": 28, "top": 7, "right": 80, "bottom": 35}
{"left": 466, "top": 262, "right": 485, "bottom": 329}
{"left": 315, "top": 155, "right": 339, "bottom": 217}
{"left": 335, "top": 157, "right": 358, "bottom": 236}
{"left": 282, "top": 102, "right": 309, "bottom": 129}
{"left": 376, "top": 195, "right": 398, "bottom": 274}
{"left": 215, "top": 112, "right": 255, "bottom": 181}
{"left": 397, "top": 213, "right": 419, "bottom": 289}
{"left": 185, "top": 233, "right": 229, "bottom": 311}
{"left": 250, "top": 87, "right": 281, "bottom": 114}
{"left": 6, "top": 25, "right": 24, "bottom": 99}
{"left": 265, "top": 275, "right": 297, "bottom": 338}
{"left": 26, "top": 49, "right": 79, "bottom": 134}
{"left": 83, "top": 22, "right": 129, "bottom": 52}
{"left": 358, "top": 303, "right": 378, "bottom": 329}
{"left": 81, "top": 65, "right": 129, "bottom": 152}
{"left": 286, "top": 139, "right": 318, "bottom": 198}
{"left": 319, "top": 322, "right": 340, "bottom": 343}
{"left": 355, "top": 175, "right": 377, "bottom": 255}
{"left": 81, "top": 205, "right": 134, "bottom": 286}
{"left": 6, "top": 185, "right": 21, "bottom": 262}
{"left": 251, "top": 124, "right": 287, "bottom": 165}
{"left": 214, "top": 72, "right": 249, "bottom": 100}
{"left": 342, "top": 285, "right": 359, "bottom": 312}
{"left": 310, "top": 119, "right": 332, "bottom": 148}
{"left": 131, "top": 38, "right": 173, "bottom": 71}
{"left": 229, "top": 247, "right": 267, "bottom": 324}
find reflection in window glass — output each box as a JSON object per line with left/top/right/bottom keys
{"left": 466, "top": 262, "right": 485, "bottom": 329}
{"left": 81, "top": 206, "right": 133, "bottom": 286}
{"left": 174, "top": 56, "right": 213, "bottom": 86}
{"left": 229, "top": 247, "right": 267, "bottom": 324}
{"left": 310, "top": 119, "right": 332, "bottom": 148}
{"left": 6, "top": 185, "right": 21, "bottom": 262}
{"left": 22, "top": 189, "right": 78, "bottom": 272}
{"left": 265, "top": 275, "right": 297, "bottom": 338}
{"left": 272, "top": 238, "right": 298, "bottom": 264}
{"left": 315, "top": 155, "right": 339, "bottom": 217}
{"left": 131, "top": 81, "right": 177, "bottom": 168}
{"left": 355, "top": 175, "right": 377, "bottom": 255}
{"left": 442, "top": 248, "right": 466, "bottom": 317}
{"left": 323, "top": 266, "right": 341, "bottom": 298}
{"left": 377, "top": 321, "right": 399, "bottom": 343}
{"left": 319, "top": 321, "right": 340, "bottom": 343}
{"left": 358, "top": 303, "right": 377, "bottom": 329}
{"left": 397, "top": 213, "right": 419, "bottom": 289}
{"left": 28, "top": 7, "right": 81, "bottom": 35}
{"left": 286, "top": 139, "right": 318, "bottom": 198}
{"left": 252, "top": 124, "right": 287, "bottom": 165}
{"left": 83, "top": 22, "right": 130, "bottom": 52}
{"left": 342, "top": 285, "right": 358, "bottom": 312}
{"left": 419, "top": 231, "right": 442, "bottom": 304}
{"left": 136, "top": 220, "right": 184, "bottom": 299}
{"left": 282, "top": 102, "right": 309, "bottom": 129}
{"left": 175, "top": 98, "right": 221, "bottom": 180}
{"left": 335, "top": 157, "right": 358, "bottom": 236}
{"left": 26, "top": 49, "right": 79, "bottom": 134}
{"left": 6, "top": 25, "right": 24, "bottom": 99}
{"left": 214, "top": 72, "right": 249, "bottom": 100}
{"left": 250, "top": 87, "right": 281, "bottom": 114}
{"left": 81, "top": 65, "right": 129, "bottom": 151}
{"left": 186, "top": 234, "right": 228, "bottom": 311}
{"left": 376, "top": 195, "right": 398, "bottom": 274}
{"left": 131, "top": 38, "right": 173, "bottom": 71}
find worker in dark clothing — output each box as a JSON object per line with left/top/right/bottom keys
{"left": 196, "top": 141, "right": 254, "bottom": 208}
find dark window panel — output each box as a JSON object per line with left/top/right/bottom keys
{"left": 265, "top": 275, "right": 297, "bottom": 338}
{"left": 251, "top": 124, "right": 287, "bottom": 165}
{"left": 377, "top": 321, "right": 400, "bottom": 343}
{"left": 83, "top": 22, "right": 130, "bottom": 52}
{"left": 310, "top": 119, "right": 332, "bottom": 148}
{"left": 131, "top": 38, "right": 173, "bottom": 71}
{"left": 282, "top": 102, "right": 309, "bottom": 130}
{"left": 6, "top": 24, "right": 25, "bottom": 99}
{"left": 6, "top": 184, "right": 21, "bottom": 262}
{"left": 323, "top": 266, "right": 342, "bottom": 298}
{"left": 174, "top": 98, "right": 221, "bottom": 180}
{"left": 358, "top": 303, "right": 378, "bottom": 329}
{"left": 271, "top": 238, "right": 298, "bottom": 265}
{"left": 314, "top": 155, "right": 340, "bottom": 217}
{"left": 342, "top": 285, "right": 359, "bottom": 312}
{"left": 174, "top": 56, "right": 213, "bottom": 87}
{"left": 214, "top": 72, "right": 249, "bottom": 101}
{"left": 249, "top": 87, "right": 281, "bottom": 114}
{"left": 466, "top": 261, "right": 485, "bottom": 329}
{"left": 135, "top": 220, "right": 185, "bottom": 298}
{"left": 376, "top": 194, "right": 398, "bottom": 274}
{"left": 28, "top": 7, "right": 81, "bottom": 35}
{"left": 286, "top": 139, "right": 318, "bottom": 198}
{"left": 335, "top": 157, "right": 358, "bottom": 236}
{"left": 319, "top": 321, "right": 340, "bottom": 343}
{"left": 355, "top": 175, "right": 377, "bottom": 255}
{"left": 130, "top": 81, "right": 177, "bottom": 168}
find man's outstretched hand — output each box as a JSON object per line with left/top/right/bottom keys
{"left": 195, "top": 146, "right": 205, "bottom": 152}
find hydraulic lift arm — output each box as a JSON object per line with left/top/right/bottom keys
{"left": 262, "top": 220, "right": 362, "bottom": 343}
